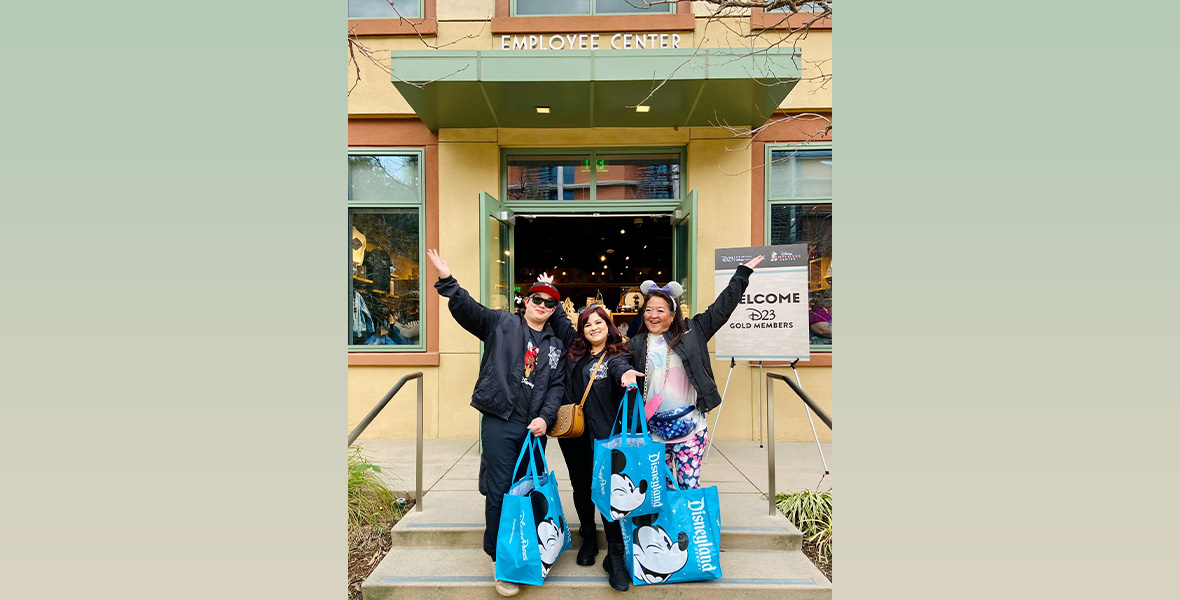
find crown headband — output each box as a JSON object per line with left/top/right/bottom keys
{"left": 584, "top": 303, "right": 613, "bottom": 318}
{"left": 640, "top": 280, "right": 684, "bottom": 312}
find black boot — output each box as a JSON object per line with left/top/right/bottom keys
{"left": 576, "top": 526, "right": 599, "bottom": 566}
{"left": 604, "top": 543, "right": 630, "bottom": 592}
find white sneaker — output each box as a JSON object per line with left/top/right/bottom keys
{"left": 492, "top": 561, "right": 519, "bottom": 597}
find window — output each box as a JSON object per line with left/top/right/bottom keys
{"left": 766, "top": 144, "right": 832, "bottom": 350}
{"left": 349, "top": 151, "right": 425, "bottom": 351}
{"left": 506, "top": 150, "right": 681, "bottom": 201}
{"left": 514, "top": 0, "right": 673, "bottom": 16}
{"left": 348, "top": 0, "right": 421, "bottom": 19}
{"left": 768, "top": 1, "right": 829, "bottom": 12}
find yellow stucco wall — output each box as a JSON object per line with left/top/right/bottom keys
{"left": 348, "top": 6, "right": 832, "bottom": 442}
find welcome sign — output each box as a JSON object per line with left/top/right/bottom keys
{"left": 713, "top": 244, "right": 810, "bottom": 361}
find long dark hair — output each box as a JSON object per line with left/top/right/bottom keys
{"left": 567, "top": 306, "right": 631, "bottom": 362}
{"left": 637, "top": 290, "right": 687, "bottom": 349}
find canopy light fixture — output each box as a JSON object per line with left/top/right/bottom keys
{"left": 635, "top": 105, "right": 650, "bottom": 113}
{"left": 535, "top": 106, "right": 550, "bottom": 114}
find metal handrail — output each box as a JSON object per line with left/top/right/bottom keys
{"left": 766, "top": 363, "right": 832, "bottom": 516}
{"left": 347, "top": 372, "right": 425, "bottom": 512}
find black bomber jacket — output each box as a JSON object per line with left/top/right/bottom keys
{"left": 625, "top": 265, "right": 753, "bottom": 415}
{"left": 434, "top": 275, "right": 566, "bottom": 428}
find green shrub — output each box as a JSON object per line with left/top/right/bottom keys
{"left": 776, "top": 489, "right": 832, "bottom": 565}
{"left": 348, "top": 446, "right": 405, "bottom": 533}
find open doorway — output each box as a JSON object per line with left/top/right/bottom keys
{"left": 512, "top": 214, "right": 672, "bottom": 332}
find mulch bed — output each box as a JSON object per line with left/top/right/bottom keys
{"left": 800, "top": 537, "right": 833, "bottom": 582}
{"left": 348, "top": 498, "right": 414, "bottom": 600}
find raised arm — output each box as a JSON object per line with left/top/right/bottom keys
{"left": 541, "top": 272, "right": 577, "bottom": 347}
{"left": 428, "top": 248, "right": 501, "bottom": 340}
{"left": 691, "top": 255, "right": 764, "bottom": 340}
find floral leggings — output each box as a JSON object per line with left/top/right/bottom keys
{"left": 664, "top": 429, "right": 708, "bottom": 489}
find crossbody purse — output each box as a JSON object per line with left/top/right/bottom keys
{"left": 547, "top": 351, "right": 607, "bottom": 439}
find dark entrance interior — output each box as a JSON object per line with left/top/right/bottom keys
{"left": 513, "top": 214, "right": 672, "bottom": 329}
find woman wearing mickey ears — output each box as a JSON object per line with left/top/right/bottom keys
{"left": 618, "top": 255, "right": 765, "bottom": 490}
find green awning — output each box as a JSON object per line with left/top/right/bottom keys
{"left": 389, "top": 48, "right": 801, "bottom": 131}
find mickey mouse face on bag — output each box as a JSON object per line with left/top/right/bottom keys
{"left": 609, "top": 449, "right": 648, "bottom": 521}
{"left": 630, "top": 513, "right": 689, "bottom": 584}
{"left": 530, "top": 491, "right": 566, "bottom": 578}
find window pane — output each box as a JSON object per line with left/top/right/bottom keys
{"left": 595, "top": 154, "right": 680, "bottom": 200}
{"left": 350, "top": 209, "right": 422, "bottom": 347}
{"left": 769, "top": 1, "right": 828, "bottom": 12}
{"left": 349, "top": 155, "right": 420, "bottom": 203}
{"left": 769, "top": 203, "right": 832, "bottom": 347}
{"left": 348, "top": 0, "right": 421, "bottom": 18}
{"left": 768, "top": 149, "right": 831, "bottom": 199}
{"left": 595, "top": 0, "right": 672, "bottom": 14}
{"left": 516, "top": 0, "right": 589, "bottom": 16}
{"left": 507, "top": 155, "right": 590, "bottom": 201}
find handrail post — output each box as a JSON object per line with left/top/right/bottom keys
{"left": 416, "top": 375, "right": 424, "bottom": 512}
{"left": 767, "top": 376, "right": 776, "bottom": 516}
{"left": 765, "top": 371, "right": 833, "bottom": 517}
{"left": 346, "top": 372, "right": 426, "bottom": 512}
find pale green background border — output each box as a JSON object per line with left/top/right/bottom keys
{"left": 0, "top": 1, "right": 342, "bottom": 598}
{"left": 2, "top": 2, "right": 1179, "bottom": 599}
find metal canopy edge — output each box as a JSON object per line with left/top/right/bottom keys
{"left": 390, "top": 48, "right": 802, "bottom": 131}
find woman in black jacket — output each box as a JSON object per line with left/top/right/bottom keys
{"left": 620, "top": 255, "right": 764, "bottom": 490}
{"left": 547, "top": 300, "right": 643, "bottom": 592}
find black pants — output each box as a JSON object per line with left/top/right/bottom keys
{"left": 480, "top": 415, "right": 547, "bottom": 560}
{"left": 557, "top": 434, "right": 622, "bottom": 545}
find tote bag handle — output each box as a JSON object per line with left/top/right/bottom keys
{"left": 611, "top": 384, "right": 651, "bottom": 439}
{"left": 510, "top": 432, "right": 544, "bottom": 491}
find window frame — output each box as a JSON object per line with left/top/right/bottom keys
{"left": 348, "top": 147, "right": 427, "bottom": 353}
{"left": 347, "top": 0, "right": 424, "bottom": 19}
{"left": 500, "top": 146, "right": 686, "bottom": 211}
{"left": 764, "top": 142, "right": 832, "bottom": 353}
{"left": 511, "top": 0, "right": 675, "bottom": 17}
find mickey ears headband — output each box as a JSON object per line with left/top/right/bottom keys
{"left": 640, "top": 280, "right": 684, "bottom": 312}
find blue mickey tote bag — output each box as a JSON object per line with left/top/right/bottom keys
{"left": 621, "top": 464, "right": 723, "bottom": 585}
{"left": 495, "top": 433, "right": 573, "bottom": 585}
{"left": 592, "top": 385, "right": 667, "bottom": 522}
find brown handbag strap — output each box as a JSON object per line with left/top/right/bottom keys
{"left": 578, "top": 351, "right": 608, "bottom": 408}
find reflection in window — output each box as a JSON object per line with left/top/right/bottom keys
{"left": 768, "top": 1, "right": 829, "bottom": 12}
{"left": 769, "top": 150, "right": 831, "bottom": 198}
{"left": 514, "top": 0, "right": 671, "bottom": 16}
{"left": 596, "top": 154, "right": 680, "bottom": 200}
{"left": 349, "top": 155, "right": 420, "bottom": 203}
{"left": 351, "top": 209, "right": 422, "bottom": 347}
{"left": 507, "top": 156, "right": 591, "bottom": 201}
{"left": 768, "top": 146, "right": 832, "bottom": 349}
{"left": 348, "top": 0, "right": 422, "bottom": 18}
{"left": 507, "top": 152, "right": 681, "bottom": 201}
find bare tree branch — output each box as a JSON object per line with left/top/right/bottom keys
{"left": 348, "top": 0, "right": 834, "bottom": 139}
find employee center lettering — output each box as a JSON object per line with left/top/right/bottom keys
{"left": 501, "top": 33, "right": 682, "bottom": 51}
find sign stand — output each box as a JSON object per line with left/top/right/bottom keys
{"left": 701, "top": 357, "right": 736, "bottom": 466}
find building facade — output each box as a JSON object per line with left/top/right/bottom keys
{"left": 347, "top": 0, "right": 832, "bottom": 442}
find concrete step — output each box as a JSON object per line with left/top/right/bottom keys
{"left": 363, "top": 546, "right": 831, "bottom": 600}
{"left": 393, "top": 489, "right": 803, "bottom": 551}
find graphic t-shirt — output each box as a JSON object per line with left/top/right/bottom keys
{"left": 510, "top": 327, "right": 544, "bottom": 424}
{"left": 645, "top": 333, "right": 706, "bottom": 443}
{"left": 571, "top": 349, "right": 626, "bottom": 440}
